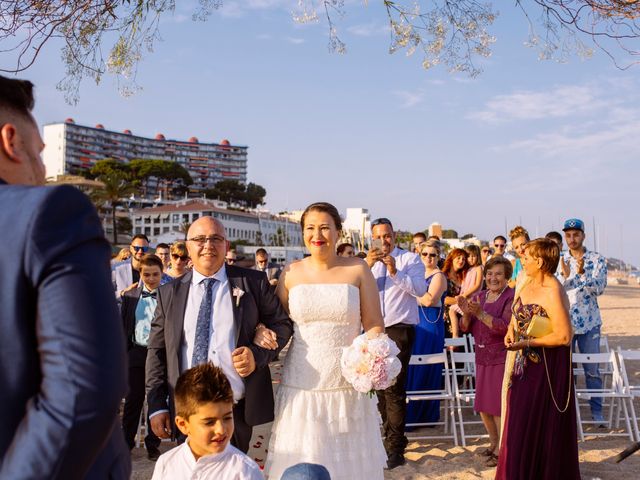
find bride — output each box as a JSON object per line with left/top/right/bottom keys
{"left": 260, "top": 202, "right": 387, "bottom": 479}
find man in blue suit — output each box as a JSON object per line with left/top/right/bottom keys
{"left": 0, "top": 75, "right": 131, "bottom": 478}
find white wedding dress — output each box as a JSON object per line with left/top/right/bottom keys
{"left": 264, "top": 284, "right": 386, "bottom": 480}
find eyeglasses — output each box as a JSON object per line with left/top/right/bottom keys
{"left": 371, "top": 217, "right": 392, "bottom": 227}
{"left": 171, "top": 254, "right": 189, "bottom": 261}
{"left": 187, "top": 235, "right": 225, "bottom": 246}
{"left": 481, "top": 249, "right": 490, "bottom": 253}
{"left": 494, "top": 243, "right": 506, "bottom": 248}
{"left": 421, "top": 253, "right": 438, "bottom": 258}
{"left": 131, "top": 245, "right": 149, "bottom": 253}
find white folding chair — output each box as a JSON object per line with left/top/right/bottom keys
{"left": 572, "top": 351, "right": 635, "bottom": 441}
{"left": 616, "top": 347, "right": 640, "bottom": 441}
{"left": 445, "top": 335, "right": 474, "bottom": 390}
{"left": 450, "top": 351, "right": 486, "bottom": 447}
{"left": 573, "top": 335, "right": 614, "bottom": 421}
{"left": 405, "top": 351, "right": 459, "bottom": 445}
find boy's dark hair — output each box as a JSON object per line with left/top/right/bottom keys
{"left": 131, "top": 233, "right": 150, "bottom": 243}
{"left": 545, "top": 231, "right": 563, "bottom": 244}
{"left": 336, "top": 242, "right": 354, "bottom": 255}
{"left": 156, "top": 243, "right": 170, "bottom": 250}
{"left": 255, "top": 247, "right": 268, "bottom": 257}
{"left": 175, "top": 363, "right": 233, "bottom": 418}
{"left": 139, "top": 254, "right": 164, "bottom": 272}
{"left": 0, "top": 75, "right": 35, "bottom": 120}
{"left": 493, "top": 235, "right": 507, "bottom": 243}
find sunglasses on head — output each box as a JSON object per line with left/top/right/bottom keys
{"left": 371, "top": 217, "right": 392, "bottom": 227}
{"left": 132, "top": 245, "right": 149, "bottom": 253}
{"left": 421, "top": 252, "right": 438, "bottom": 258}
{"left": 171, "top": 254, "right": 189, "bottom": 261}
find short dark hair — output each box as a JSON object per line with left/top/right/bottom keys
{"left": 484, "top": 256, "right": 513, "bottom": 279}
{"left": 131, "top": 234, "right": 150, "bottom": 244}
{"left": 131, "top": 233, "right": 149, "bottom": 243}
{"left": 175, "top": 363, "right": 234, "bottom": 419}
{"left": 545, "top": 231, "right": 563, "bottom": 245}
{"left": 336, "top": 243, "right": 354, "bottom": 255}
{"left": 493, "top": 235, "right": 507, "bottom": 243}
{"left": 139, "top": 254, "right": 164, "bottom": 272}
{"left": 300, "top": 202, "right": 342, "bottom": 231}
{"left": 255, "top": 248, "right": 268, "bottom": 257}
{"left": 156, "top": 243, "right": 170, "bottom": 250}
{"left": 0, "top": 75, "right": 35, "bottom": 121}
{"left": 413, "top": 232, "right": 427, "bottom": 241}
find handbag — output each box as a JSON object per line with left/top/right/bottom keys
{"left": 526, "top": 314, "right": 553, "bottom": 338}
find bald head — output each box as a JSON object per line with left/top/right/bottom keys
{"left": 186, "top": 216, "right": 228, "bottom": 276}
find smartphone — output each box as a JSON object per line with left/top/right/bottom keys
{"left": 371, "top": 238, "right": 383, "bottom": 251}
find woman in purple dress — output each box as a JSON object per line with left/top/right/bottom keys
{"left": 497, "top": 238, "right": 579, "bottom": 480}
{"left": 458, "top": 256, "right": 514, "bottom": 466}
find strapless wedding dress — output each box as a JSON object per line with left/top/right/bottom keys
{"left": 264, "top": 284, "right": 386, "bottom": 479}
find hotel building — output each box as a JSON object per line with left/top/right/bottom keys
{"left": 42, "top": 119, "right": 248, "bottom": 198}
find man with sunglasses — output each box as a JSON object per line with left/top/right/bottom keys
{"left": 366, "top": 217, "right": 426, "bottom": 469}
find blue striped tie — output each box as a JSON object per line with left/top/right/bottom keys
{"left": 191, "top": 278, "right": 216, "bottom": 367}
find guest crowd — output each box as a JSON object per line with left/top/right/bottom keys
{"left": 1, "top": 73, "right": 609, "bottom": 480}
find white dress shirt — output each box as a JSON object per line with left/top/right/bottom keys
{"left": 151, "top": 441, "right": 263, "bottom": 480}
{"left": 371, "top": 247, "right": 427, "bottom": 327}
{"left": 182, "top": 267, "right": 245, "bottom": 401}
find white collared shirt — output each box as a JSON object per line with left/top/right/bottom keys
{"left": 151, "top": 441, "right": 263, "bottom": 480}
{"left": 371, "top": 247, "right": 427, "bottom": 327}
{"left": 181, "top": 267, "right": 245, "bottom": 401}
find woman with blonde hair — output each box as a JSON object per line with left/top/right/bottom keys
{"left": 406, "top": 239, "right": 448, "bottom": 425}
{"left": 496, "top": 238, "right": 578, "bottom": 479}
{"left": 508, "top": 226, "right": 530, "bottom": 288}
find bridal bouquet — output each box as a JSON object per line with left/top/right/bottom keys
{"left": 341, "top": 333, "right": 402, "bottom": 394}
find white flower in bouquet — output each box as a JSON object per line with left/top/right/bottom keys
{"left": 341, "top": 333, "right": 402, "bottom": 394}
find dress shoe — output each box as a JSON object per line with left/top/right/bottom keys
{"left": 385, "top": 452, "right": 406, "bottom": 470}
{"left": 147, "top": 446, "right": 161, "bottom": 461}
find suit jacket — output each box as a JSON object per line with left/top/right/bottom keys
{"left": 121, "top": 283, "right": 144, "bottom": 352}
{"left": 0, "top": 180, "right": 130, "bottom": 479}
{"left": 253, "top": 263, "right": 282, "bottom": 283}
{"left": 146, "top": 265, "right": 292, "bottom": 429}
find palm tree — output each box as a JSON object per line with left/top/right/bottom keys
{"left": 91, "top": 173, "right": 136, "bottom": 245}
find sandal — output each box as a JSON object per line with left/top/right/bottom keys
{"left": 477, "top": 446, "right": 496, "bottom": 457}
{"left": 485, "top": 453, "right": 499, "bottom": 468}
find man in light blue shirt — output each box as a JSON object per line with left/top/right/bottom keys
{"left": 367, "top": 217, "right": 426, "bottom": 469}
{"left": 559, "top": 218, "right": 608, "bottom": 423}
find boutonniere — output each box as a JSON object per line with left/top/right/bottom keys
{"left": 232, "top": 286, "right": 245, "bottom": 307}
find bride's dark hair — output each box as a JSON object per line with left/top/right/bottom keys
{"left": 300, "top": 202, "right": 342, "bottom": 231}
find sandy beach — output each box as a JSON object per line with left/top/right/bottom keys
{"left": 132, "top": 284, "right": 640, "bottom": 479}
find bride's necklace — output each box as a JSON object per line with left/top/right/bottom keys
{"left": 485, "top": 284, "right": 508, "bottom": 303}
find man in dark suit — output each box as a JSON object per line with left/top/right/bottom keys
{"left": 254, "top": 247, "right": 282, "bottom": 288}
{"left": 146, "top": 217, "right": 293, "bottom": 453}
{"left": 0, "top": 76, "right": 130, "bottom": 478}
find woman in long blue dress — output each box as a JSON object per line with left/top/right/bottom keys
{"left": 405, "top": 239, "right": 448, "bottom": 425}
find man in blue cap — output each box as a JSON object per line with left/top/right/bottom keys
{"left": 560, "top": 218, "right": 608, "bottom": 424}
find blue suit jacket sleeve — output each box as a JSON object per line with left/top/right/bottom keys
{"left": 0, "top": 186, "right": 129, "bottom": 479}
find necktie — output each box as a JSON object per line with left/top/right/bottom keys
{"left": 141, "top": 291, "right": 157, "bottom": 299}
{"left": 191, "top": 278, "right": 216, "bottom": 367}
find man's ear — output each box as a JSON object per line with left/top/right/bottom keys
{"left": 0, "top": 123, "right": 21, "bottom": 163}
{"left": 175, "top": 415, "right": 189, "bottom": 436}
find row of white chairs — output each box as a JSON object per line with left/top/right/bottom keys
{"left": 405, "top": 344, "right": 640, "bottom": 447}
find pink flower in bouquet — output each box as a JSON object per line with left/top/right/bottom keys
{"left": 341, "top": 333, "right": 402, "bottom": 394}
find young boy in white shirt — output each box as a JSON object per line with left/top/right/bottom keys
{"left": 151, "top": 363, "right": 263, "bottom": 480}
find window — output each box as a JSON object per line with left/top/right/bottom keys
{"left": 173, "top": 214, "right": 180, "bottom": 223}
{"left": 192, "top": 213, "right": 199, "bottom": 221}
{"left": 144, "top": 227, "right": 151, "bottom": 235}
{"left": 163, "top": 227, "right": 170, "bottom": 233}
{"left": 153, "top": 227, "right": 160, "bottom": 236}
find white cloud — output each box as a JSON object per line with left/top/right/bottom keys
{"left": 392, "top": 89, "right": 425, "bottom": 108}
{"left": 467, "top": 84, "right": 607, "bottom": 123}
{"left": 285, "top": 37, "right": 306, "bottom": 45}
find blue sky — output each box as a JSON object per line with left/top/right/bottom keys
{"left": 21, "top": 1, "right": 640, "bottom": 266}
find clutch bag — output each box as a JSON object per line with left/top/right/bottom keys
{"left": 526, "top": 314, "right": 553, "bottom": 338}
